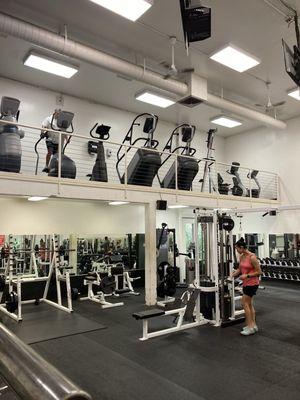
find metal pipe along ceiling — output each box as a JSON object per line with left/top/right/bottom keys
{"left": 0, "top": 12, "right": 287, "bottom": 130}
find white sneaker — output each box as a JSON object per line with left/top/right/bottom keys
{"left": 241, "top": 327, "right": 255, "bottom": 336}
{"left": 243, "top": 325, "right": 258, "bottom": 332}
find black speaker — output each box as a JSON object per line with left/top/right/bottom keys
{"left": 156, "top": 200, "right": 167, "bottom": 210}
{"left": 180, "top": 0, "right": 211, "bottom": 47}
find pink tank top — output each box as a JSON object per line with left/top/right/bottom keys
{"left": 239, "top": 253, "right": 259, "bottom": 287}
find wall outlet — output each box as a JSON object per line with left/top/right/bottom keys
{"left": 106, "top": 149, "right": 112, "bottom": 158}
{"left": 56, "top": 94, "right": 64, "bottom": 107}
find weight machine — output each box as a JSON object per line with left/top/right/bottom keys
{"left": 80, "top": 271, "right": 124, "bottom": 309}
{"left": 0, "top": 234, "right": 74, "bottom": 322}
{"left": 133, "top": 209, "right": 244, "bottom": 340}
{"left": 91, "top": 256, "right": 140, "bottom": 296}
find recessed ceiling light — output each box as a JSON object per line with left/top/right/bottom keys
{"left": 28, "top": 196, "right": 48, "bottom": 202}
{"left": 24, "top": 52, "right": 78, "bottom": 78}
{"left": 211, "top": 116, "right": 242, "bottom": 128}
{"left": 287, "top": 88, "right": 300, "bottom": 100}
{"left": 210, "top": 44, "right": 260, "bottom": 72}
{"left": 168, "top": 205, "right": 189, "bottom": 209}
{"left": 109, "top": 201, "right": 130, "bottom": 206}
{"left": 135, "top": 90, "right": 176, "bottom": 108}
{"left": 89, "top": 0, "right": 153, "bottom": 21}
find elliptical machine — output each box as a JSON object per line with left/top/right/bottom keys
{"left": 0, "top": 96, "right": 24, "bottom": 173}
{"left": 159, "top": 124, "right": 199, "bottom": 191}
{"left": 116, "top": 113, "right": 161, "bottom": 187}
{"left": 87, "top": 123, "right": 110, "bottom": 182}
{"left": 35, "top": 111, "right": 76, "bottom": 179}
{"left": 227, "top": 162, "right": 260, "bottom": 198}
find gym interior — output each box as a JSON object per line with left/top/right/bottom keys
{"left": 0, "top": 1, "right": 300, "bottom": 399}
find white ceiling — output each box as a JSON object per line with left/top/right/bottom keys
{"left": 0, "top": 0, "right": 299, "bottom": 137}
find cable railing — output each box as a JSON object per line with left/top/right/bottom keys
{"left": 0, "top": 119, "right": 279, "bottom": 202}
{"left": 0, "top": 322, "right": 92, "bottom": 400}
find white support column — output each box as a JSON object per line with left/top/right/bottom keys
{"left": 144, "top": 202, "right": 157, "bottom": 306}
{"left": 178, "top": 213, "right": 185, "bottom": 283}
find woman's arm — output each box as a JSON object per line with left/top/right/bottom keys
{"left": 231, "top": 267, "right": 241, "bottom": 278}
{"left": 249, "top": 255, "right": 262, "bottom": 277}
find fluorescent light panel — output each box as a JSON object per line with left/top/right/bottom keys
{"left": 288, "top": 88, "right": 300, "bottom": 100}
{"left": 24, "top": 53, "right": 78, "bottom": 78}
{"left": 109, "top": 201, "right": 129, "bottom": 206}
{"left": 89, "top": 0, "right": 152, "bottom": 21}
{"left": 168, "top": 205, "right": 189, "bottom": 209}
{"left": 135, "top": 91, "right": 176, "bottom": 108}
{"left": 210, "top": 45, "right": 260, "bottom": 72}
{"left": 211, "top": 116, "right": 242, "bottom": 128}
{"left": 28, "top": 196, "right": 48, "bottom": 202}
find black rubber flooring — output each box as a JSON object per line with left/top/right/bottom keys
{"left": 4, "top": 283, "right": 300, "bottom": 400}
{"left": 0, "top": 376, "right": 19, "bottom": 400}
{"left": 1, "top": 303, "right": 106, "bottom": 344}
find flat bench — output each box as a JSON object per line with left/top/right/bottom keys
{"left": 132, "top": 309, "right": 165, "bottom": 320}
{"left": 132, "top": 289, "right": 206, "bottom": 341}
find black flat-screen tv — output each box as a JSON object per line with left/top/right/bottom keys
{"left": 282, "top": 38, "right": 300, "bottom": 86}
{"left": 180, "top": 0, "right": 211, "bottom": 47}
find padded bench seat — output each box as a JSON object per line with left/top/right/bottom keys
{"left": 132, "top": 308, "right": 165, "bottom": 320}
{"left": 85, "top": 276, "right": 98, "bottom": 281}
{"left": 115, "top": 288, "right": 131, "bottom": 294}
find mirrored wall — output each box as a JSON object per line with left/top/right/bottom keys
{"left": 269, "top": 234, "right": 300, "bottom": 260}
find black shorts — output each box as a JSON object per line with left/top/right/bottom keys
{"left": 46, "top": 140, "right": 58, "bottom": 155}
{"left": 243, "top": 285, "right": 259, "bottom": 297}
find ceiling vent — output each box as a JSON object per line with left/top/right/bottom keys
{"left": 178, "top": 96, "right": 203, "bottom": 107}
{"left": 178, "top": 73, "right": 207, "bottom": 107}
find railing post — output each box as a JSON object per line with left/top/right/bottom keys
{"left": 248, "top": 168, "right": 252, "bottom": 200}
{"left": 124, "top": 144, "right": 128, "bottom": 186}
{"left": 58, "top": 133, "right": 62, "bottom": 195}
{"left": 175, "top": 153, "right": 178, "bottom": 191}
{"left": 276, "top": 174, "right": 280, "bottom": 201}
{"left": 124, "top": 144, "right": 128, "bottom": 199}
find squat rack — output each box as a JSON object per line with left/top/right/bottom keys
{"left": 0, "top": 234, "right": 73, "bottom": 322}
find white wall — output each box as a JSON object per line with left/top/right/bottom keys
{"left": 0, "top": 196, "right": 183, "bottom": 235}
{"left": 224, "top": 115, "right": 300, "bottom": 234}
{"left": 0, "top": 77, "right": 226, "bottom": 186}
{"left": 0, "top": 197, "right": 145, "bottom": 235}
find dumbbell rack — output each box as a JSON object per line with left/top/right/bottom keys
{"left": 0, "top": 234, "right": 73, "bottom": 322}
{"left": 260, "top": 258, "right": 300, "bottom": 282}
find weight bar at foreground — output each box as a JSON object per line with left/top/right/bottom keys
{"left": 0, "top": 322, "right": 92, "bottom": 400}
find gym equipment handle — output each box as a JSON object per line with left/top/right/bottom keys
{"left": 0, "top": 323, "right": 92, "bottom": 400}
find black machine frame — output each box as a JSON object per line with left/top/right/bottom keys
{"left": 116, "top": 113, "right": 160, "bottom": 186}
{"left": 158, "top": 123, "right": 198, "bottom": 191}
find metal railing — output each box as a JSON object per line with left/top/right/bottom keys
{"left": 0, "top": 322, "right": 92, "bottom": 400}
{"left": 0, "top": 119, "right": 279, "bottom": 202}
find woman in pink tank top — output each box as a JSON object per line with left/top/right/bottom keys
{"left": 231, "top": 237, "right": 262, "bottom": 336}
